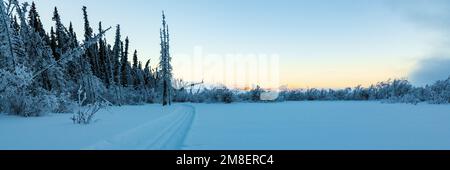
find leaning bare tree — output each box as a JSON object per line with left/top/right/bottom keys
{"left": 71, "top": 85, "right": 110, "bottom": 124}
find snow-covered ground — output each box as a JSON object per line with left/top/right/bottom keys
{"left": 1, "top": 101, "right": 450, "bottom": 150}
{"left": 183, "top": 102, "right": 450, "bottom": 150}
{"left": 0, "top": 104, "right": 195, "bottom": 150}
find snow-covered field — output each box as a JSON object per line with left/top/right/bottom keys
{"left": 1, "top": 101, "right": 450, "bottom": 150}
{"left": 0, "top": 104, "right": 195, "bottom": 150}
{"left": 184, "top": 102, "right": 450, "bottom": 150}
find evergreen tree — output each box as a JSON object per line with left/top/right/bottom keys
{"left": 138, "top": 61, "right": 143, "bottom": 70}
{"left": 159, "top": 11, "right": 173, "bottom": 106}
{"left": 106, "top": 43, "right": 114, "bottom": 85}
{"left": 143, "top": 59, "right": 152, "bottom": 87}
{"left": 132, "top": 50, "right": 138, "bottom": 70}
{"left": 135, "top": 60, "right": 144, "bottom": 88}
{"left": 52, "top": 7, "right": 70, "bottom": 61}
{"left": 68, "top": 22, "right": 74, "bottom": 38}
{"left": 12, "top": 0, "right": 30, "bottom": 66}
{"left": 113, "top": 25, "right": 121, "bottom": 85}
{"left": 10, "top": 16, "right": 27, "bottom": 67}
{"left": 28, "top": 2, "right": 47, "bottom": 41}
{"left": 68, "top": 22, "right": 78, "bottom": 48}
{"left": 132, "top": 50, "right": 139, "bottom": 87}
{"left": 64, "top": 22, "right": 81, "bottom": 91}
{"left": 98, "top": 22, "right": 110, "bottom": 87}
{"left": 0, "top": 0, "right": 17, "bottom": 70}
{"left": 126, "top": 62, "right": 132, "bottom": 87}
{"left": 121, "top": 37, "right": 129, "bottom": 87}
{"left": 50, "top": 27, "right": 57, "bottom": 57}
{"left": 82, "top": 6, "right": 100, "bottom": 78}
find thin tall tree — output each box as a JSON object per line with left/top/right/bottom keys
{"left": 159, "top": 11, "right": 172, "bottom": 106}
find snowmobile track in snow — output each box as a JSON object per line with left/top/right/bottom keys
{"left": 85, "top": 104, "right": 196, "bottom": 150}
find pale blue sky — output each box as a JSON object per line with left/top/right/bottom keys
{"left": 26, "top": 0, "right": 450, "bottom": 88}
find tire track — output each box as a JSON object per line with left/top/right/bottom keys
{"left": 85, "top": 105, "right": 196, "bottom": 150}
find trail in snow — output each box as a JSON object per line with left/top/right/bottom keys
{"left": 86, "top": 104, "right": 196, "bottom": 150}
{"left": 0, "top": 104, "right": 171, "bottom": 150}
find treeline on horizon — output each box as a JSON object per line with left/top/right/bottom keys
{"left": 174, "top": 78, "right": 450, "bottom": 105}
{"left": 1, "top": 0, "right": 449, "bottom": 118}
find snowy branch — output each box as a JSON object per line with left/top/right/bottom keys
{"left": 31, "top": 26, "right": 112, "bottom": 81}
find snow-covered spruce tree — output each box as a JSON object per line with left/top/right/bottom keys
{"left": 143, "top": 59, "right": 151, "bottom": 86}
{"left": 142, "top": 59, "right": 157, "bottom": 103}
{"left": 126, "top": 62, "right": 133, "bottom": 87}
{"left": 104, "top": 41, "right": 114, "bottom": 88}
{"left": 68, "top": 22, "right": 79, "bottom": 48}
{"left": 132, "top": 50, "right": 138, "bottom": 72}
{"left": 64, "top": 22, "right": 81, "bottom": 92}
{"left": 120, "top": 37, "right": 130, "bottom": 87}
{"left": 73, "top": 6, "right": 105, "bottom": 103}
{"left": 83, "top": 6, "right": 100, "bottom": 79}
{"left": 109, "top": 25, "right": 124, "bottom": 105}
{"left": 132, "top": 50, "right": 138, "bottom": 86}
{"left": 52, "top": 7, "right": 70, "bottom": 61}
{"left": 135, "top": 61, "right": 149, "bottom": 102}
{"left": 97, "top": 22, "right": 106, "bottom": 83}
{"left": 136, "top": 61, "right": 145, "bottom": 88}
{"left": 9, "top": 1, "right": 28, "bottom": 67}
{"left": 127, "top": 55, "right": 146, "bottom": 102}
{"left": 145, "top": 59, "right": 159, "bottom": 91}
{"left": 28, "top": 2, "right": 48, "bottom": 44}
{"left": 49, "top": 27, "right": 57, "bottom": 57}
{"left": 98, "top": 22, "right": 113, "bottom": 87}
{"left": 105, "top": 43, "right": 116, "bottom": 91}
{"left": 132, "top": 50, "right": 144, "bottom": 89}
{"left": 0, "top": 0, "right": 18, "bottom": 71}
{"left": 49, "top": 7, "right": 77, "bottom": 99}
{"left": 159, "top": 11, "right": 173, "bottom": 106}
{"left": 112, "top": 25, "right": 121, "bottom": 85}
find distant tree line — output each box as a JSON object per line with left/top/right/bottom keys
{"left": 176, "top": 78, "right": 450, "bottom": 105}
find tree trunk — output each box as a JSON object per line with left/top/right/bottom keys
{"left": 162, "top": 80, "right": 168, "bottom": 106}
